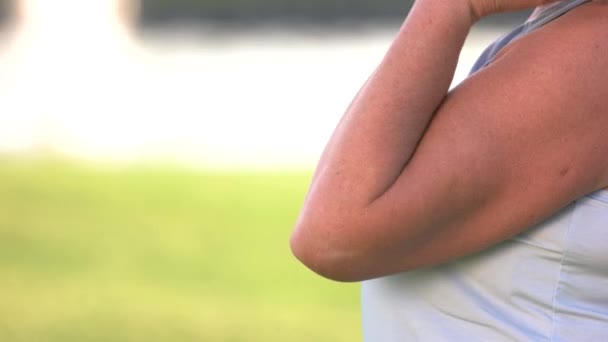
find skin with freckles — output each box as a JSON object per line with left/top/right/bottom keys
{"left": 291, "top": 0, "right": 608, "bottom": 282}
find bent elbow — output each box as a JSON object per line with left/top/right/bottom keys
{"left": 290, "top": 208, "right": 426, "bottom": 281}
{"left": 289, "top": 214, "right": 372, "bottom": 282}
{"left": 290, "top": 232, "right": 362, "bottom": 282}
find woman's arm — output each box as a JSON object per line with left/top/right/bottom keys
{"left": 290, "top": 0, "right": 608, "bottom": 282}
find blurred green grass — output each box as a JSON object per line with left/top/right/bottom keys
{"left": 0, "top": 157, "right": 360, "bottom": 342}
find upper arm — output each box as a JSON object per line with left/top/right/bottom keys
{"left": 362, "top": 7, "right": 608, "bottom": 275}
{"left": 295, "top": 5, "right": 608, "bottom": 281}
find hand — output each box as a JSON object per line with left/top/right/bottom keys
{"left": 467, "top": 0, "right": 560, "bottom": 21}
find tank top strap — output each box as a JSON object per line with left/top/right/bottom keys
{"left": 523, "top": 0, "right": 591, "bottom": 33}
{"left": 470, "top": 0, "right": 592, "bottom": 74}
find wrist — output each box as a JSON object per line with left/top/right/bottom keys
{"left": 411, "top": 0, "right": 478, "bottom": 28}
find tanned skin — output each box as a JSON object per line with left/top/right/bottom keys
{"left": 291, "top": 0, "right": 608, "bottom": 282}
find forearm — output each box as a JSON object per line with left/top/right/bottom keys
{"left": 306, "top": 1, "right": 474, "bottom": 208}
{"left": 291, "top": 0, "right": 573, "bottom": 282}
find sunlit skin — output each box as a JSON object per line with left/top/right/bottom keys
{"left": 291, "top": 0, "right": 608, "bottom": 282}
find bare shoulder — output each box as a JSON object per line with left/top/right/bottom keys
{"left": 493, "top": 0, "right": 608, "bottom": 177}
{"left": 439, "top": 0, "right": 608, "bottom": 190}
{"left": 496, "top": 1, "right": 608, "bottom": 69}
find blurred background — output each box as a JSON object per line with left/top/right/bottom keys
{"left": 0, "top": 1, "right": 529, "bottom": 341}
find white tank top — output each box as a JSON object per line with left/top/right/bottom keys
{"left": 362, "top": 1, "right": 608, "bottom": 340}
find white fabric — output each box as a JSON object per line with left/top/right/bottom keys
{"left": 362, "top": 1, "right": 608, "bottom": 340}
{"left": 362, "top": 191, "right": 608, "bottom": 341}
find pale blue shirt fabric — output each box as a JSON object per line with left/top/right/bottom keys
{"left": 362, "top": 1, "right": 608, "bottom": 340}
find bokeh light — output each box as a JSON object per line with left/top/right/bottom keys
{"left": 0, "top": 1, "right": 527, "bottom": 341}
